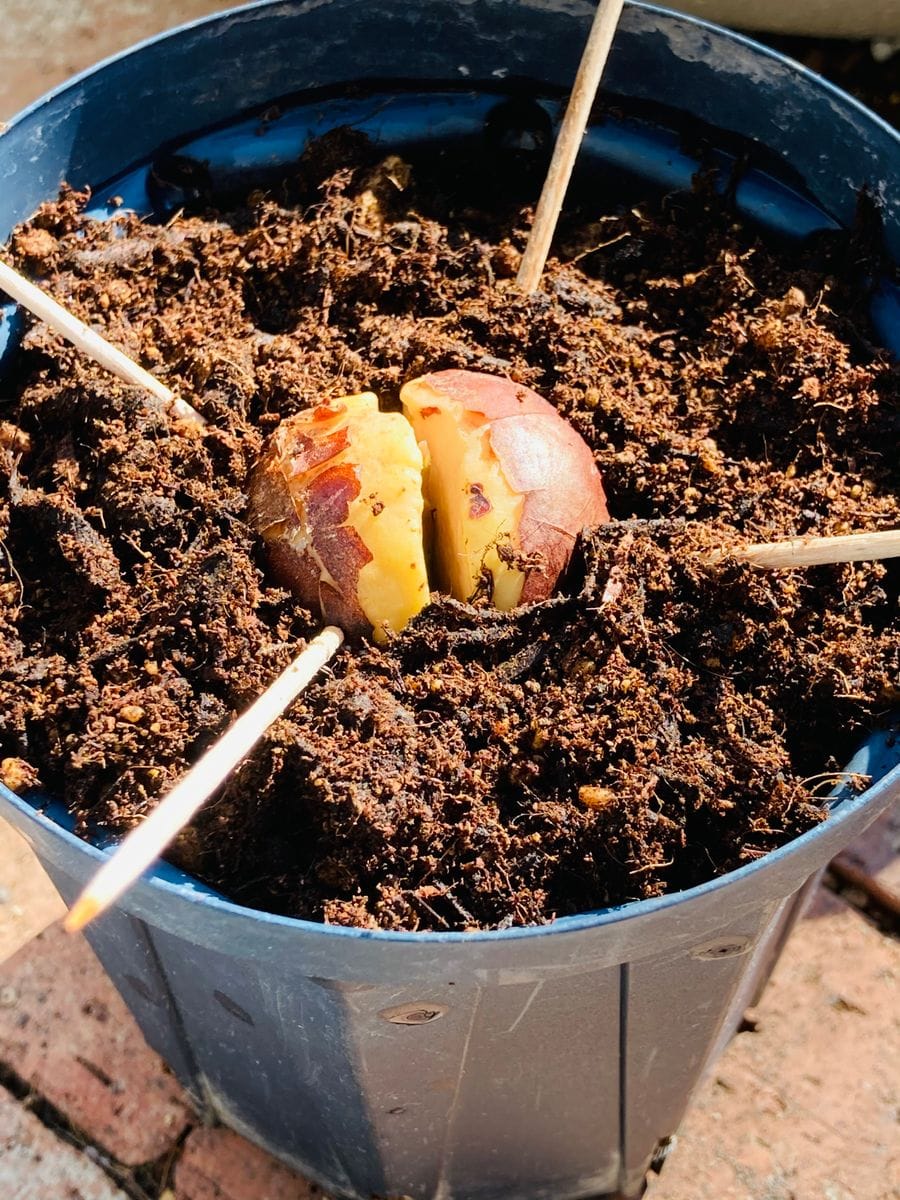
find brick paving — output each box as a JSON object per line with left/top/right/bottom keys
{"left": 0, "top": 920, "right": 193, "bottom": 1165}
{"left": 835, "top": 805, "right": 900, "bottom": 907}
{"left": 0, "top": 1085, "right": 129, "bottom": 1200}
{"left": 174, "top": 1128, "right": 320, "bottom": 1200}
{"left": 645, "top": 891, "right": 900, "bottom": 1200}
{"left": 0, "top": 0, "right": 243, "bottom": 122}
{"left": 0, "top": 813, "right": 897, "bottom": 1199}
{"left": 0, "top": 821, "right": 64, "bottom": 961}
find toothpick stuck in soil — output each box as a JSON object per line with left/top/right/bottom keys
{"left": 515, "top": 0, "right": 626, "bottom": 294}
{"left": 717, "top": 529, "right": 900, "bottom": 570}
{"left": 63, "top": 625, "right": 344, "bottom": 931}
{"left": 0, "top": 259, "right": 206, "bottom": 427}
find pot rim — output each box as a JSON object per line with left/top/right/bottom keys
{"left": 1, "top": 0, "right": 898, "bottom": 944}
{"left": 4, "top": 0, "right": 900, "bottom": 162}
{"left": 3, "top": 730, "right": 897, "bottom": 943}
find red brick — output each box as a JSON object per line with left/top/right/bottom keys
{"left": 0, "top": 923, "right": 192, "bottom": 1165}
{"left": 0, "top": 1085, "right": 128, "bottom": 1199}
{"left": 647, "top": 891, "right": 900, "bottom": 1200}
{"left": 838, "top": 801, "right": 900, "bottom": 902}
{"left": 0, "top": 817, "right": 65, "bottom": 962}
{"left": 174, "top": 1127, "right": 321, "bottom": 1200}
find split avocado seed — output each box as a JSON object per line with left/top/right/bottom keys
{"left": 247, "top": 369, "right": 609, "bottom": 639}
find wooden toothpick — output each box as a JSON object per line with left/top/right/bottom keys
{"left": 603, "top": 528, "right": 900, "bottom": 605}
{"left": 718, "top": 529, "right": 900, "bottom": 570}
{"left": 0, "top": 259, "right": 205, "bottom": 426}
{"left": 516, "top": 0, "right": 626, "bottom": 294}
{"left": 63, "top": 625, "right": 344, "bottom": 932}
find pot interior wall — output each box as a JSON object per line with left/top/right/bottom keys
{"left": 3, "top": 78, "right": 899, "bottom": 366}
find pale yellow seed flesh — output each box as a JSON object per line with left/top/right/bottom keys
{"left": 402, "top": 382, "right": 525, "bottom": 608}
{"left": 346, "top": 404, "right": 430, "bottom": 639}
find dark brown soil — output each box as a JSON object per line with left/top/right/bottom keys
{"left": 1, "top": 131, "right": 898, "bottom": 930}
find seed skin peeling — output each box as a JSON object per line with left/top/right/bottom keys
{"left": 247, "top": 393, "right": 429, "bottom": 640}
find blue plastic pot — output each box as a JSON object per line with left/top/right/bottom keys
{"left": 1, "top": 3, "right": 899, "bottom": 1197}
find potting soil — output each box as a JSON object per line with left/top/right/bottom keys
{"left": 1, "top": 132, "right": 898, "bottom": 930}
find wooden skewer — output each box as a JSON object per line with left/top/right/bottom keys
{"left": 604, "top": 528, "right": 900, "bottom": 605}
{"left": 0, "top": 258, "right": 205, "bottom": 426}
{"left": 720, "top": 529, "right": 900, "bottom": 570}
{"left": 516, "top": 0, "right": 626, "bottom": 294}
{"left": 63, "top": 625, "right": 344, "bottom": 932}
